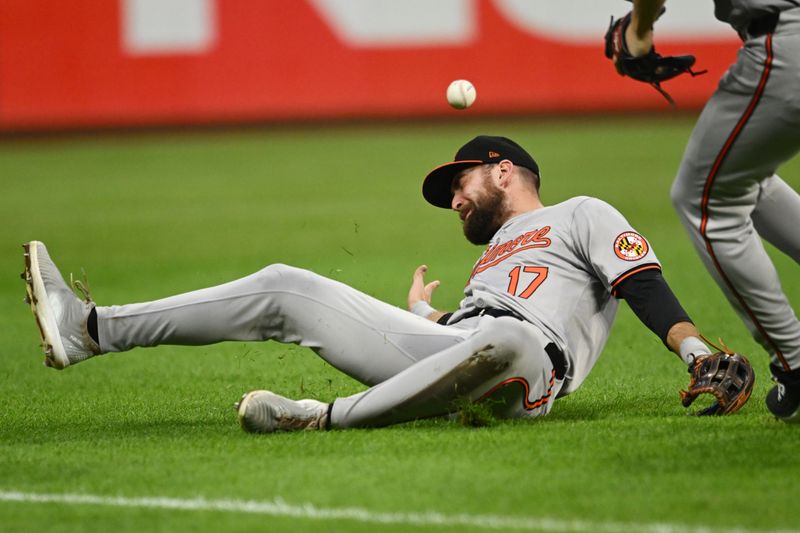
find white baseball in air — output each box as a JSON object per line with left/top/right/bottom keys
{"left": 446, "top": 79, "right": 476, "bottom": 110}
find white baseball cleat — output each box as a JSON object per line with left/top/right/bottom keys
{"left": 235, "top": 390, "right": 330, "bottom": 433}
{"left": 22, "top": 241, "right": 101, "bottom": 369}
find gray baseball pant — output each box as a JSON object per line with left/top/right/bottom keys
{"left": 96, "top": 264, "right": 562, "bottom": 428}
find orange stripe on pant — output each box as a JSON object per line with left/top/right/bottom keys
{"left": 479, "top": 369, "right": 557, "bottom": 411}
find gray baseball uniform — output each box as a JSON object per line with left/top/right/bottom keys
{"left": 446, "top": 196, "right": 660, "bottom": 395}
{"left": 96, "top": 196, "right": 658, "bottom": 427}
{"left": 670, "top": 1, "right": 800, "bottom": 375}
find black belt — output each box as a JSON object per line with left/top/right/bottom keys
{"left": 742, "top": 12, "right": 779, "bottom": 39}
{"left": 452, "top": 307, "right": 567, "bottom": 380}
{"left": 454, "top": 307, "right": 523, "bottom": 322}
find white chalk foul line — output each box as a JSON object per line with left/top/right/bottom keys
{"left": 0, "top": 490, "right": 795, "bottom": 533}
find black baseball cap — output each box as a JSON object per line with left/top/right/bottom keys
{"left": 422, "top": 135, "right": 540, "bottom": 209}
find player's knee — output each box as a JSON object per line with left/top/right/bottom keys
{"left": 475, "top": 317, "right": 531, "bottom": 363}
{"left": 669, "top": 177, "right": 697, "bottom": 220}
{"left": 254, "top": 263, "right": 314, "bottom": 289}
{"left": 256, "top": 262, "right": 292, "bottom": 278}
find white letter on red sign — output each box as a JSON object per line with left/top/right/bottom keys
{"left": 308, "top": 0, "right": 476, "bottom": 47}
{"left": 121, "top": 0, "right": 217, "bottom": 55}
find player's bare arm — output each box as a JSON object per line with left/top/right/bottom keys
{"left": 665, "top": 321, "right": 703, "bottom": 358}
{"left": 407, "top": 264, "right": 446, "bottom": 322}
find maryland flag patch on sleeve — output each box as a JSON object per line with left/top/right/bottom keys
{"left": 614, "top": 231, "right": 650, "bottom": 261}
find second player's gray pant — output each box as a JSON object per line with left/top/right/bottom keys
{"left": 96, "top": 264, "right": 562, "bottom": 428}
{"left": 670, "top": 6, "right": 800, "bottom": 374}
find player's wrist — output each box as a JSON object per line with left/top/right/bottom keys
{"left": 679, "top": 336, "right": 710, "bottom": 367}
{"left": 624, "top": 23, "right": 652, "bottom": 57}
{"left": 410, "top": 300, "right": 437, "bottom": 318}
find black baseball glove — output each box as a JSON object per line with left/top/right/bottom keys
{"left": 680, "top": 351, "right": 755, "bottom": 416}
{"left": 604, "top": 10, "right": 704, "bottom": 105}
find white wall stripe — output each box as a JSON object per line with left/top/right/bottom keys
{"left": 0, "top": 490, "right": 795, "bottom": 533}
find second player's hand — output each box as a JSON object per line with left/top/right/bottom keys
{"left": 624, "top": 0, "right": 663, "bottom": 58}
{"left": 624, "top": 21, "right": 654, "bottom": 58}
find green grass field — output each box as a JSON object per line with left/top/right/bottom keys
{"left": 1, "top": 117, "right": 798, "bottom": 533}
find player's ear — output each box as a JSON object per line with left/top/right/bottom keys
{"left": 497, "top": 160, "right": 513, "bottom": 188}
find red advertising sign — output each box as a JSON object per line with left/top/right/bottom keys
{"left": 0, "top": 0, "right": 741, "bottom": 131}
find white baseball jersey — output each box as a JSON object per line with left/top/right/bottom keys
{"left": 448, "top": 196, "right": 661, "bottom": 394}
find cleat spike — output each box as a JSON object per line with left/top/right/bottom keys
{"left": 234, "top": 393, "right": 247, "bottom": 411}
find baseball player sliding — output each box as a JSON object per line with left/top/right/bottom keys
{"left": 605, "top": 0, "right": 800, "bottom": 422}
{"left": 22, "top": 136, "right": 753, "bottom": 432}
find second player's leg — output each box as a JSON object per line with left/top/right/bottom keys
{"left": 670, "top": 22, "right": 800, "bottom": 372}
{"left": 751, "top": 175, "right": 800, "bottom": 263}
{"left": 330, "top": 316, "right": 562, "bottom": 428}
{"left": 97, "top": 263, "right": 469, "bottom": 385}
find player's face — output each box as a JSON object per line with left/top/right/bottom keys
{"left": 451, "top": 165, "right": 509, "bottom": 245}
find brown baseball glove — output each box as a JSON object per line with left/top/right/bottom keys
{"left": 680, "top": 349, "right": 755, "bottom": 416}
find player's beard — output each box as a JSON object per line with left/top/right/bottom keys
{"left": 462, "top": 182, "right": 508, "bottom": 245}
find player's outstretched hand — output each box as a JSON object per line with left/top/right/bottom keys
{"left": 408, "top": 265, "right": 440, "bottom": 310}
